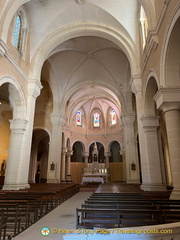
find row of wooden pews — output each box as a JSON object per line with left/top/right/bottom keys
{"left": 0, "top": 183, "right": 79, "bottom": 240}
{"left": 76, "top": 192, "right": 180, "bottom": 229}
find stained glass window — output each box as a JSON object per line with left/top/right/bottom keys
{"left": 94, "top": 113, "right": 100, "bottom": 127}
{"left": 110, "top": 110, "right": 116, "bottom": 125}
{"left": 13, "top": 15, "right": 22, "bottom": 49}
{"left": 76, "top": 111, "right": 82, "bottom": 126}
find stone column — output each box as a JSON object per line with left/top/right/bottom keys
{"left": 131, "top": 77, "right": 147, "bottom": 188}
{"left": 25, "top": 81, "right": 42, "bottom": 183}
{"left": 28, "top": 147, "right": 38, "bottom": 183}
{"left": 47, "top": 114, "right": 64, "bottom": 183}
{"left": 104, "top": 152, "right": 111, "bottom": 168}
{"left": 120, "top": 150, "right": 126, "bottom": 181}
{"left": 3, "top": 119, "right": 28, "bottom": 190}
{"left": 84, "top": 152, "right": 89, "bottom": 164}
{"left": 3, "top": 80, "right": 42, "bottom": 190}
{"left": 66, "top": 150, "right": 73, "bottom": 182}
{"left": 155, "top": 88, "right": 180, "bottom": 199}
{"left": 141, "top": 116, "right": 165, "bottom": 191}
{"left": 164, "top": 109, "right": 180, "bottom": 199}
{"left": 104, "top": 152, "right": 111, "bottom": 183}
{"left": 61, "top": 147, "right": 67, "bottom": 182}
{"left": 122, "top": 114, "right": 140, "bottom": 184}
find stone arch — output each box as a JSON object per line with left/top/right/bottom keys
{"left": 109, "top": 141, "right": 122, "bottom": 163}
{"left": 30, "top": 22, "right": 139, "bottom": 82}
{"left": 165, "top": 17, "right": 180, "bottom": 87}
{"left": 41, "top": 60, "right": 59, "bottom": 114}
{"left": 29, "top": 129, "right": 50, "bottom": 183}
{"left": 108, "top": 140, "right": 121, "bottom": 153}
{"left": 64, "top": 83, "right": 123, "bottom": 118}
{"left": 0, "top": 0, "right": 30, "bottom": 43}
{"left": 0, "top": 77, "right": 26, "bottom": 119}
{"left": 33, "top": 126, "right": 51, "bottom": 140}
{"left": 144, "top": 74, "right": 159, "bottom": 116}
{"left": 88, "top": 142, "right": 105, "bottom": 163}
{"left": 160, "top": 2, "right": 180, "bottom": 87}
{"left": 71, "top": 141, "right": 85, "bottom": 163}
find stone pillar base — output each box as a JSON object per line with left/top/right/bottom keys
{"left": 61, "top": 179, "right": 67, "bottom": 183}
{"left": 66, "top": 175, "right": 72, "bottom": 183}
{"left": 28, "top": 180, "right": 35, "bottom": 183}
{"left": 66, "top": 179, "right": 72, "bottom": 183}
{"left": 141, "top": 183, "right": 166, "bottom": 191}
{"left": 3, "top": 183, "right": 30, "bottom": 190}
{"left": 170, "top": 190, "right": 180, "bottom": 200}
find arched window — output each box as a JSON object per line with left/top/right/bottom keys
{"left": 13, "top": 8, "right": 28, "bottom": 54}
{"left": 140, "top": 6, "right": 148, "bottom": 49}
{"left": 13, "top": 14, "right": 22, "bottom": 49}
{"left": 110, "top": 109, "right": 116, "bottom": 125}
{"left": 93, "top": 113, "right": 100, "bottom": 127}
{"left": 76, "top": 111, "right": 82, "bottom": 126}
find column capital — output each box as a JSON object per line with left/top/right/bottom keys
{"left": 28, "top": 80, "right": 43, "bottom": 98}
{"left": 10, "top": 119, "right": 28, "bottom": 133}
{"left": 104, "top": 152, "right": 111, "bottom": 157}
{"left": 141, "top": 116, "right": 159, "bottom": 131}
{"left": 130, "top": 76, "right": 142, "bottom": 95}
{"left": 62, "top": 147, "right": 67, "bottom": 154}
{"left": 67, "top": 150, "right": 73, "bottom": 157}
{"left": 84, "top": 152, "right": 89, "bottom": 157}
{"left": 154, "top": 87, "right": 180, "bottom": 112}
{"left": 122, "top": 113, "right": 136, "bottom": 125}
{"left": 120, "top": 150, "right": 125, "bottom": 156}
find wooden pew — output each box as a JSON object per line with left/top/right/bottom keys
{"left": 85, "top": 199, "right": 153, "bottom": 205}
{"left": 0, "top": 183, "right": 79, "bottom": 240}
{"left": 80, "top": 193, "right": 180, "bottom": 228}
{"left": 0, "top": 211, "right": 7, "bottom": 240}
{"left": 76, "top": 208, "right": 163, "bottom": 229}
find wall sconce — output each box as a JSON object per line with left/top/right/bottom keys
{"left": 50, "top": 162, "right": 55, "bottom": 171}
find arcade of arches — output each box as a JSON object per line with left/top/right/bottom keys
{"left": 0, "top": 0, "right": 180, "bottom": 200}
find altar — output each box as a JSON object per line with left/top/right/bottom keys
{"left": 82, "top": 176, "right": 104, "bottom": 184}
{"left": 81, "top": 142, "right": 109, "bottom": 183}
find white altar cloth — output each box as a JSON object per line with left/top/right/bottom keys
{"left": 82, "top": 176, "right": 104, "bottom": 184}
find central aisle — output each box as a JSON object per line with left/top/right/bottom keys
{"left": 12, "top": 191, "right": 93, "bottom": 240}
{"left": 12, "top": 183, "right": 143, "bottom": 240}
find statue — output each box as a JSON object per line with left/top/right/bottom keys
{"left": 0, "top": 160, "right": 6, "bottom": 176}
{"left": 50, "top": 162, "right": 55, "bottom": 171}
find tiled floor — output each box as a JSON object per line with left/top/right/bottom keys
{"left": 12, "top": 191, "right": 93, "bottom": 240}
